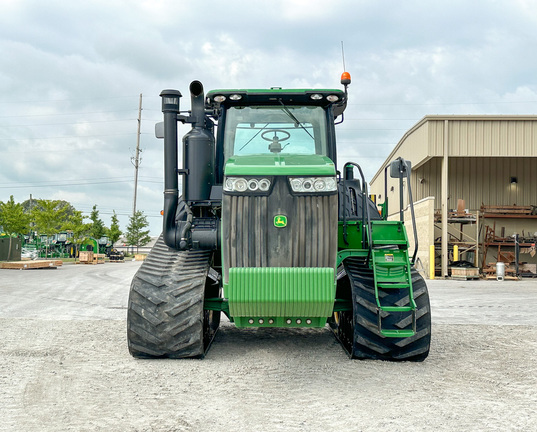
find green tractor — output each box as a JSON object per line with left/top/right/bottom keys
{"left": 127, "top": 74, "right": 431, "bottom": 361}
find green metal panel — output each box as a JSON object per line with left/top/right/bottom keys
{"left": 226, "top": 267, "right": 335, "bottom": 321}
{"left": 233, "top": 316, "right": 327, "bottom": 328}
{"left": 338, "top": 221, "right": 363, "bottom": 249}
{"left": 224, "top": 154, "right": 336, "bottom": 176}
{"left": 369, "top": 220, "right": 408, "bottom": 245}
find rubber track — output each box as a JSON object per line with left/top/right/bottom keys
{"left": 127, "top": 235, "right": 211, "bottom": 358}
{"left": 340, "top": 257, "right": 431, "bottom": 361}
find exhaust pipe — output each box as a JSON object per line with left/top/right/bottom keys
{"left": 160, "top": 89, "right": 182, "bottom": 249}
{"left": 189, "top": 80, "right": 205, "bottom": 127}
{"left": 160, "top": 82, "right": 216, "bottom": 250}
{"left": 182, "top": 81, "right": 215, "bottom": 203}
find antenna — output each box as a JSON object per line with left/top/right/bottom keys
{"left": 341, "top": 41, "right": 346, "bottom": 71}
{"left": 340, "top": 41, "right": 351, "bottom": 89}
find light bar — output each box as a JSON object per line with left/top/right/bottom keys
{"left": 224, "top": 177, "right": 272, "bottom": 193}
{"left": 289, "top": 177, "right": 337, "bottom": 193}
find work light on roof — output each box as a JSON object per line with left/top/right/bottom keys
{"left": 229, "top": 94, "right": 242, "bottom": 101}
{"left": 310, "top": 94, "right": 323, "bottom": 100}
{"left": 326, "top": 95, "right": 339, "bottom": 102}
{"left": 213, "top": 95, "right": 226, "bottom": 103}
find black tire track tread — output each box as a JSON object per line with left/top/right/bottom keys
{"left": 127, "top": 235, "right": 211, "bottom": 359}
{"left": 342, "top": 257, "right": 431, "bottom": 361}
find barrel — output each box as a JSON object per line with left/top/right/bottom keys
{"left": 496, "top": 262, "right": 505, "bottom": 281}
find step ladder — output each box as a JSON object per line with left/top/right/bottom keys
{"left": 369, "top": 221, "right": 417, "bottom": 338}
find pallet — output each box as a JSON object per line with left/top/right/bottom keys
{"left": 485, "top": 275, "right": 520, "bottom": 281}
{"left": 451, "top": 275, "right": 481, "bottom": 280}
{"left": 77, "top": 252, "right": 105, "bottom": 264}
{"left": 450, "top": 267, "right": 480, "bottom": 280}
{"left": 0, "top": 260, "right": 63, "bottom": 270}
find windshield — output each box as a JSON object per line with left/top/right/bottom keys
{"left": 223, "top": 106, "right": 328, "bottom": 160}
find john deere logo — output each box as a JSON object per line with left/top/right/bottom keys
{"left": 274, "top": 215, "right": 287, "bottom": 228}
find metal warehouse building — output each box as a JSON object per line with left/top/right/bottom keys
{"left": 370, "top": 115, "right": 537, "bottom": 279}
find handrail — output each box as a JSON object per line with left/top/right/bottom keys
{"left": 406, "top": 170, "right": 419, "bottom": 264}
{"left": 379, "top": 158, "right": 419, "bottom": 264}
{"left": 343, "top": 162, "right": 373, "bottom": 264}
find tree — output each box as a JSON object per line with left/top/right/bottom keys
{"left": 31, "top": 199, "right": 70, "bottom": 236}
{"left": 63, "top": 210, "right": 91, "bottom": 261}
{"left": 108, "top": 210, "right": 122, "bottom": 245}
{"left": 31, "top": 199, "right": 71, "bottom": 256}
{"left": 23, "top": 198, "right": 76, "bottom": 217}
{"left": 89, "top": 204, "right": 106, "bottom": 240}
{"left": 0, "top": 195, "right": 31, "bottom": 235}
{"left": 126, "top": 210, "right": 151, "bottom": 253}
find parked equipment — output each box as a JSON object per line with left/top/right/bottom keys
{"left": 127, "top": 74, "right": 431, "bottom": 360}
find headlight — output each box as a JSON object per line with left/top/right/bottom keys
{"left": 224, "top": 177, "right": 272, "bottom": 193}
{"left": 289, "top": 177, "right": 337, "bottom": 193}
{"left": 258, "top": 178, "right": 271, "bottom": 191}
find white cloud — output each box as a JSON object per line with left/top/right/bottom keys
{"left": 2, "top": 0, "right": 537, "bottom": 234}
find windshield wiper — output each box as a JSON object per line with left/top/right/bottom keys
{"left": 238, "top": 123, "right": 270, "bottom": 152}
{"left": 278, "top": 100, "right": 314, "bottom": 140}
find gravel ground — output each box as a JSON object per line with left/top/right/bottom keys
{"left": 1, "top": 262, "right": 536, "bottom": 431}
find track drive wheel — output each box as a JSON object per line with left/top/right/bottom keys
{"left": 332, "top": 259, "right": 431, "bottom": 361}
{"left": 127, "top": 235, "right": 220, "bottom": 359}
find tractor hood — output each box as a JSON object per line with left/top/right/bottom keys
{"left": 224, "top": 154, "right": 336, "bottom": 176}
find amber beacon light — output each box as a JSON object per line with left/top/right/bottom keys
{"left": 341, "top": 71, "right": 351, "bottom": 86}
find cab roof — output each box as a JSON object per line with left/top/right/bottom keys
{"left": 206, "top": 88, "right": 347, "bottom": 111}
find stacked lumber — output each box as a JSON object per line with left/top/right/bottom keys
{"left": 0, "top": 260, "right": 63, "bottom": 270}
{"left": 481, "top": 205, "right": 537, "bottom": 217}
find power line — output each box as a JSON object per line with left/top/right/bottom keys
{"left": 0, "top": 109, "right": 137, "bottom": 119}
{"left": 0, "top": 119, "right": 137, "bottom": 127}
{"left": 0, "top": 132, "right": 153, "bottom": 141}
{"left": 348, "top": 100, "right": 537, "bottom": 107}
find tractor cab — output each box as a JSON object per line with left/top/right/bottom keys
{"left": 205, "top": 88, "right": 346, "bottom": 176}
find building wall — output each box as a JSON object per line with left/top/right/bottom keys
{"left": 447, "top": 119, "right": 537, "bottom": 157}
{"left": 412, "top": 157, "right": 537, "bottom": 211}
{"left": 424, "top": 117, "right": 537, "bottom": 157}
{"left": 369, "top": 116, "right": 537, "bottom": 276}
{"left": 406, "top": 197, "right": 435, "bottom": 278}
{"left": 371, "top": 116, "right": 537, "bottom": 204}
{"left": 388, "top": 197, "right": 435, "bottom": 279}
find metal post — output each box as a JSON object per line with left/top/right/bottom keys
{"left": 132, "top": 93, "right": 142, "bottom": 217}
{"left": 441, "top": 120, "right": 449, "bottom": 278}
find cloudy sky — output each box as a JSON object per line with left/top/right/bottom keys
{"left": 1, "top": 0, "right": 536, "bottom": 235}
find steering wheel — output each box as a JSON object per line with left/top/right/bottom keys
{"left": 261, "top": 129, "right": 291, "bottom": 142}
{"left": 261, "top": 129, "right": 291, "bottom": 153}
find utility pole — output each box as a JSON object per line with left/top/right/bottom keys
{"left": 132, "top": 93, "right": 142, "bottom": 217}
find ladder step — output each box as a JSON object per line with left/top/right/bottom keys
{"left": 374, "top": 261, "right": 408, "bottom": 268}
{"left": 377, "top": 283, "right": 410, "bottom": 289}
{"left": 379, "top": 306, "right": 413, "bottom": 312}
{"left": 373, "top": 240, "right": 407, "bottom": 246}
{"left": 381, "top": 329, "right": 415, "bottom": 338}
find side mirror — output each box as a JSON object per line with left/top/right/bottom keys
{"left": 155, "top": 122, "right": 164, "bottom": 139}
{"left": 390, "top": 157, "right": 411, "bottom": 178}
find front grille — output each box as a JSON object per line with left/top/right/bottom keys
{"left": 222, "top": 176, "right": 338, "bottom": 283}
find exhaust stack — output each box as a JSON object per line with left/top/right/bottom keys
{"left": 182, "top": 80, "right": 215, "bottom": 202}
{"left": 160, "top": 89, "right": 182, "bottom": 249}
{"left": 159, "top": 82, "right": 216, "bottom": 250}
